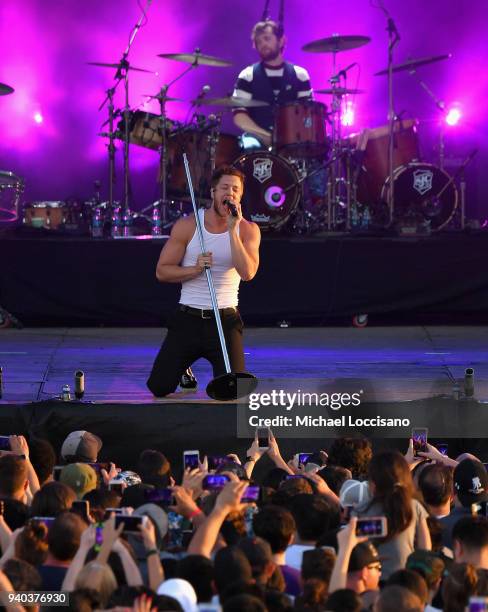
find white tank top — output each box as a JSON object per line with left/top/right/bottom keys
{"left": 179, "top": 209, "right": 241, "bottom": 308}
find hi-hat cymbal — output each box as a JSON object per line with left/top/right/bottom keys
{"left": 87, "top": 62, "right": 153, "bottom": 74}
{"left": 0, "top": 82, "right": 14, "bottom": 96}
{"left": 158, "top": 52, "right": 232, "bottom": 68}
{"left": 303, "top": 35, "right": 371, "bottom": 53}
{"left": 375, "top": 54, "right": 451, "bottom": 76}
{"left": 143, "top": 93, "right": 183, "bottom": 102}
{"left": 315, "top": 87, "right": 365, "bottom": 95}
{"left": 194, "top": 96, "right": 269, "bottom": 108}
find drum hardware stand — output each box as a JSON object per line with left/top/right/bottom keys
{"left": 153, "top": 50, "right": 206, "bottom": 226}
{"left": 98, "top": 87, "right": 117, "bottom": 214}
{"left": 182, "top": 153, "right": 258, "bottom": 401}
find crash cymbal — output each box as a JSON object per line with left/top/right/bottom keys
{"left": 303, "top": 35, "right": 371, "bottom": 53}
{"left": 158, "top": 52, "right": 232, "bottom": 68}
{"left": 143, "top": 93, "right": 183, "bottom": 102}
{"left": 194, "top": 96, "right": 269, "bottom": 108}
{"left": 87, "top": 62, "right": 153, "bottom": 74}
{"left": 0, "top": 82, "right": 14, "bottom": 96}
{"left": 375, "top": 54, "right": 451, "bottom": 76}
{"left": 315, "top": 87, "right": 365, "bottom": 95}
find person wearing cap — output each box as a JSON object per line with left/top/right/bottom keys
{"left": 60, "top": 431, "right": 102, "bottom": 464}
{"left": 406, "top": 550, "right": 445, "bottom": 612}
{"left": 59, "top": 463, "right": 97, "bottom": 500}
{"left": 439, "top": 459, "right": 488, "bottom": 549}
{"left": 346, "top": 541, "right": 382, "bottom": 597}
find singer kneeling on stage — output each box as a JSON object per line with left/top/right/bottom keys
{"left": 147, "top": 165, "right": 261, "bottom": 397}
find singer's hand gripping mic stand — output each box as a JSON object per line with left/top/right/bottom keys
{"left": 183, "top": 154, "right": 258, "bottom": 401}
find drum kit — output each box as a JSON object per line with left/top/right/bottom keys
{"left": 0, "top": 22, "right": 474, "bottom": 237}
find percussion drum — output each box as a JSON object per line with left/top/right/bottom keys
{"left": 382, "top": 162, "right": 458, "bottom": 231}
{"left": 23, "top": 201, "right": 66, "bottom": 229}
{"left": 118, "top": 111, "right": 171, "bottom": 150}
{"left": 0, "top": 171, "right": 24, "bottom": 223}
{"left": 351, "top": 119, "right": 420, "bottom": 204}
{"left": 232, "top": 151, "right": 301, "bottom": 230}
{"left": 274, "top": 100, "right": 328, "bottom": 158}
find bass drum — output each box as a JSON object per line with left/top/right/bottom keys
{"left": 381, "top": 162, "right": 458, "bottom": 231}
{"left": 233, "top": 152, "right": 301, "bottom": 230}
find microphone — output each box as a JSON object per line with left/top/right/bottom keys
{"left": 195, "top": 84, "right": 211, "bottom": 103}
{"left": 338, "top": 62, "right": 358, "bottom": 78}
{"left": 223, "top": 198, "right": 238, "bottom": 217}
{"left": 74, "top": 370, "right": 85, "bottom": 400}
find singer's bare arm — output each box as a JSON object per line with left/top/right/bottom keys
{"left": 229, "top": 220, "right": 261, "bottom": 281}
{"left": 233, "top": 111, "right": 272, "bottom": 147}
{"left": 156, "top": 217, "right": 209, "bottom": 283}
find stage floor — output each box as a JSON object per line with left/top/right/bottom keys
{"left": 1, "top": 326, "right": 487, "bottom": 404}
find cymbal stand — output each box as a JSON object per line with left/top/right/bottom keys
{"left": 98, "top": 87, "right": 117, "bottom": 213}
{"left": 154, "top": 49, "right": 204, "bottom": 223}
{"left": 384, "top": 10, "right": 401, "bottom": 225}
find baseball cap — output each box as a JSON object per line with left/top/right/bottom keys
{"left": 61, "top": 430, "right": 102, "bottom": 462}
{"left": 157, "top": 578, "right": 198, "bottom": 612}
{"left": 454, "top": 459, "right": 488, "bottom": 507}
{"left": 339, "top": 479, "right": 371, "bottom": 508}
{"left": 348, "top": 541, "right": 382, "bottom": 572}
{"left": 59, "top": 463, "right": 97, "bottom": 499}
{"left": 406, "top": 550, "right": 445, "bottom": 584}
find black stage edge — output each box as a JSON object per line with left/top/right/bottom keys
{"left": 0, "top": 399, "right": 487, "bottom": 473}
{"left": 2, "top": 232, "right": 488, "bottom": 326}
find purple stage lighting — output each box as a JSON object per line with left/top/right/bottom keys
{"left": 33, "top": 112, "right": 43, "bottom": 125}
{"left": 445, "top": 106, "right": 462, "bottom": 126}
{"left": 341, "top": 100, "right": 355, "bottom": 127}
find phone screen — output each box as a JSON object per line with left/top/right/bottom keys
{"left": 184, "top": 451, "right": 200, "bottom": 470}
{"left": 208, "top": 455, "right": 227, "bottom": 471}
{"left": 356, "top": 517, "right": 387, "bottom": 538}
{"left": 298, "top": 453, "right": 313, "bottom": 465}
{"left": 144, "top": 488, "right": 175, "bottom": 505}
{"left": 412, "top": 428, "right": 428, "bottom": 457}
{"left": 469, "top": 597, "right": 488, "bottom": 611}
{"left": 0, "top": 436, "right": 10, "bottom": 451}
{"left": 242, "top": 485, "right": 260, "bottom": 503}
{"left": 437, "top": 443, "right": 448, "bottom": 456}
{"left": 257, "top": 428, "right": 269, "bottom": 448}
{"left": 203, "top": 474, "right": 230, "bottom": 490}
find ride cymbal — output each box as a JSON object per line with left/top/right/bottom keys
{"left": 315, "top": 87, "right": 365, "bottom": 95}
{"left": 87, "top": 62, "right": 153, "bottom": 74}
{"left": 303, "top": 34, "right": 371, "bottom": 53}
{"left": 374, "top": 54, "right": 451, "bottom": 76}
{"left": 158, "top": 52, "right": 232, "bottom": 67}
{"left": 0, "top": 82, "right": 14, "bottom": 96}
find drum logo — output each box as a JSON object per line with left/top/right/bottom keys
{"left": 413, "top": 169, "right": 433, "bottom": 195}
{"left": 253, "top": 158, "right": 273, "bottom": 183}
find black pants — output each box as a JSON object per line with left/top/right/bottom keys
{"left": 147, "top": 307, "right": 245, "bottom": 397}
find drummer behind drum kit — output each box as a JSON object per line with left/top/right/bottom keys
{"left": 0, "top": 31, "right": 476, "bottom": 236}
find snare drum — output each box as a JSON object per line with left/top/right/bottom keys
{"left": 274, "top": 100, "right": 328, "bottom": 158}
{"left": 232, "top": 151, "right": 301, "bottom": 230}
{"left": 23, "top": 201, "right": 66, "bottom": 229}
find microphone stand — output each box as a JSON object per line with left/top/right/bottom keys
{"left": 99, "top": 0, "right": 154, "bottom": 218}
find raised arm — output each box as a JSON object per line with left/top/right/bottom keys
{"left": 229, "top": 220, "right": 261, "bottom": 281}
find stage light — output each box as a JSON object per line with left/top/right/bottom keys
{"left": 445, "top": 106, "right": 461, "bottom": 126}
{"left": 341, "top": 100, "right": 355, "bottom": 126}
{"left": 33, "top": 112, "right": 43, "bottom": 124}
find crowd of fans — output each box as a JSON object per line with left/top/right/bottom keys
{"left": 0, "top": 429, "right": 487, "bottom": 612}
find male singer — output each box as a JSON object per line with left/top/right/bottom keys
{"left": 147, "top": 165, "right": 260, "bottom": 397}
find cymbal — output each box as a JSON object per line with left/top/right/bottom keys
{"left": 158, "top": 52, "right": 232, "bottom": 68}
{"left": 0, "top": 82, "right": 14, "bottom": 96}
{"left": 375, "top": 54, "right": 451, "bottom": 76}
{"left": 195, "top": 96, "right": 269, "bottom": 108}
{"left": 302, "top": 35, "right": 371, "bottom": 53}
{"left": 87, "top": 62, "right": 153, "bottom": 74}
{"left": 315, "top": 87, "right": 365, "bottom": 95}
{"left": 143, "top": 93, "right": 183, "bottom": 102}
